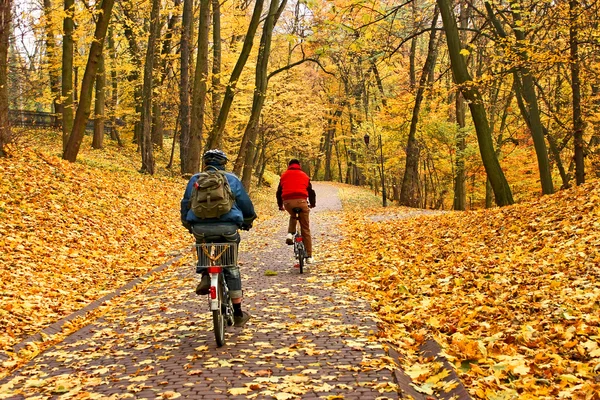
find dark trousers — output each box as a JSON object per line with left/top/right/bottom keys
{"left": 191, "top": 224, "right": 242, "bottom": 299}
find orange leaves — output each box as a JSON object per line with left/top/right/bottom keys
{"left": 0, "top": 143, "right": 189, "bottom": 368}
{"left": 321, "top": 180, "right": 600, "bottom": 398}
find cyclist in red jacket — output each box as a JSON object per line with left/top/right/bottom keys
{"left": 276, "top": 159, "right": 316, "bottom": 263}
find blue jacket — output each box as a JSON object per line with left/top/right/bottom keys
{"left": 180, "top": 166, "right": 256, "bottom": 228}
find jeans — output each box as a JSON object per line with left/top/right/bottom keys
{"left": 191, "top": 223, "right": 242, "bottom": 299}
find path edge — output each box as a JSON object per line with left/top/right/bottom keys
{"left": 7, "top": 249, "right": 189, "bottom": 359}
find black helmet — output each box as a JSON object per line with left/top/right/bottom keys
{"left": 203, "top": 149, "right": 228, "bottom": 165}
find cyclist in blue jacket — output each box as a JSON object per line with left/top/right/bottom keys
{"left": 180, "top": 149, "right": 256, "bottom": 326}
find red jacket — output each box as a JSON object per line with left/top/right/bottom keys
{"left": 276, "top": 164, "right": 316, "bottom": 208}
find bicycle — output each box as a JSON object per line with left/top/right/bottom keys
{"left": 291, "top": 207, "right": 307, "bottom": 274}
{"left": 194, "top": 242, "right": 237, "bottom": 347}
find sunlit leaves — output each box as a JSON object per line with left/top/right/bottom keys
{"left": 0, "top": 132, "right": 189, "bottom": 364}
{"left": 323, "top": 181, "right": 600, "bottom": 398}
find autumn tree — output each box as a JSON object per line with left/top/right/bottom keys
{"left": 484, "top": 0, "right": 553, "bottom": 195}
{"left": 185, "top": 0, "right": 211, "bottom": 174}
{"left": 42, "top": 0, "right": 62, "bottom": 121}
{"left": 399, "top": 7, "right": 439, "bottom": 208}
{"left": 63, "top": 0, "right": 115, "bottom": 162}
{"left": 0, "top": 0, "right": 11, "bottom": 157}
{"left": 139, "top": 0, "right": 161, "bottom": 174}
{"left": 92, "top": 53, "right": 106, "bottom": 149}
{"left": 179, "top": 0, "right": 193, "bottom": 173}
{"left": 62, "top": 0, "right": 75, "bottom": 150}
{"left": 204, "top": 0, "right": 265, "bottom": 152}
{"left": 437, "top": 0, "right": 514, "bottom": 206}
{"left": 236, "top": 0, "right": 289, "bottom": 188}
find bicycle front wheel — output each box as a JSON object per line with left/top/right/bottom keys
{"left": 212, "top": 275, "right": 226, "bottom": 347}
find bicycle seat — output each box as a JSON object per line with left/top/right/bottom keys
{"left": 292, "top": 207, "right": 302, "bottom": 213}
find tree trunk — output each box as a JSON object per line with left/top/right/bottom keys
{"left": 312, "top": 133, "right": 324, "bottom": 180}
{"left": 437, "top": 0, "right": 513, "bottom": 206}
{"left": 121, "top": 2, "right": 142, "bottom": 144}
{"left": 453, "top": 0, "right": 468, "bottom": 211}
{"left": 151, "top": 0, "right": 180, "bottom": 150}
{"left": 0, "top": 0, "right": 11, "bottom": 157}
{"left": 107, "top": 25, "right": 122, "bottom": 145}
{"left": 484, "top": 1, "right": 553, "bottom": 195}
{"left": 400, "top": 7, "right": 439, "bottom": 208}
{"left": 151, "top": 102, "right": 163, "bottom": 148}
{"left": 238, "top": 0, "right": 288, "bottom": 189}
{"left": 324, "top": 108, "right": 340, "bottom": 181}
{"left": 92, "top": 53, "right": 105, "bottom": 149}
{"left": 211, "top": 0, "right": 222, "bottom": 136}
{"left": 140, "top": 0, "right": 161, "bottom": 174}
{"left": 186, "top": 0, "right": 210, "bottom": 174}
{"left": 43, "top": 0, "right": 62, "bottom": 123}
{"left": 571, "top": 0, "right": 584, "bottom": 185}
{"left": 63, "top": 0, "right": 115, "bottom": 162}
{"left": 179, "top": 0, "right": 192, "bottom": 174}
{"left": 335, "top": 139, "right": 343, "bottom": 182}
{"left": 205, "top": 0, "right": 265, "bottom": 151}
{"left": 62, "top": 0, "right": 75, "bottom": 151}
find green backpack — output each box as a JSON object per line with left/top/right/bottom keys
{"left": 190, "top": 167, "right": 236, "bottom": 219}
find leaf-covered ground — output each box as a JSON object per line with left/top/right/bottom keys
{"left": 319, "top": 182, "right": 600, "bottom": 399}
{"left": 2, "top": 129, "right": 600, "bottom": 399}
{"left": 0, "top": 130, "right": 193, "bottom": 366}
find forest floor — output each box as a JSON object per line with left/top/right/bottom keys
{"left": 1, "top": 129, "right": 600, "bottom": 399}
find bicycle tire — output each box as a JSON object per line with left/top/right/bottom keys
{"left": 213, "top": 275, "right": 226, "bottom": 347}
{"left": 298, "top": 243, "right": 305, "bottom": 274}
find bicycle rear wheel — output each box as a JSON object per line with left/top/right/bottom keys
{"left": 212, "top": 275, "right": 226, "bottom": 347}
{"left": 298, "top": 243, "right": 305, "bottom": 274}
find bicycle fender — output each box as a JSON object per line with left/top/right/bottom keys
{"left": 209, "top": 273, "right": 220, "bottom": 310}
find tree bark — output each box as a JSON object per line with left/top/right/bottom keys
{"left": 140, "top": 0, "right": 161, "bottom": 174}
{"left": 63, "top": 0, "right": 115, "bottom": 162}
{"left": 237, "top": 0, "right": 288, "bottom": 189}
{"left": 453, "top": 0, "right": 468, "bottom": 211}
{"left": 571, "top": 0, "right": 584, "bottom": 185}
{"left": 437, "top": 0, "right": 513, "bottom": 206}
{"left": 62, "top": 0, "right": 75, "bottom": 151}
{"left": 107, "top": 25, "right": 122, "bottom": 145}
{"left": 204, "top": 0, "right": 265, "bottom": 151}
{"left": 121, "top": 1, "right": 143, "bottom": 144}
{"left": 0, "top": 0, "right": 11, "bottom": 157}
{"left": 400, "top": 7, "right": 439, "bottom": 208}
{"left": 211, "top": 0, "right": 222, "bottom": 136}
{"left": 92, "top": 53, "right": 106, "bottom": 149}
{"left": 179, "top": 0, "right": 192, "bottom": 173}
{"left": 186, "top": 0, "right": 210, "bottom": 174}
{"left": 151, "top": 0, "right": 180, "bottom": 150}
{"left": 484, "top": 1, "right": 553, "bottom": 195}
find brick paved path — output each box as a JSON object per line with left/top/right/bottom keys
{"left": 0, "top": 183, "right": 401, "bottom": 399}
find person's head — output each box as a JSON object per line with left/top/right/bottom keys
{"left": 288, "top": 159, "right": 300, "bottom": 167}
{"left": 203, "top": 149, "right": 228, "bottom": 168}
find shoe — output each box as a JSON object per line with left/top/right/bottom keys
{"left": 233, "top": 311, "right": 251, "bottom": 327}
{"left": 285, "top": 233, "right": 294, "bottom": 245}
{"left": 305, "top": 257, "right": 314, "bottom": 264}
{"left": 195, "top": 273, "right": 210, "bottom": 295}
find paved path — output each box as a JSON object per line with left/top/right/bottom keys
{"left": 0, "top": 183, "right": 400, "bottom": 399}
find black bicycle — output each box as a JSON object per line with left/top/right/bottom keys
{"left": 195, "top": 243, "right": 237, "bottom": 347}
{"left": 291, "top": 207, "right": 307, "bottom": 274}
